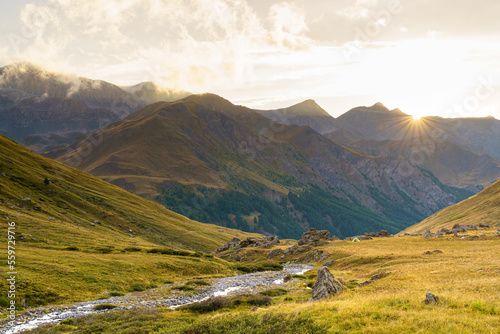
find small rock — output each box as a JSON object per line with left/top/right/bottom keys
{"left": 423, "top": 250, "right": 443, "bottom": 255}
{"left": 323, "top": 260, "right": 335, "bottom": 267}
{"left": 424, "top": 292, "right": 439, "bottom": 305}
{"left": 218, "top": 230, "right": 225, "bottom": 233}
{"left": 268, "top": 248, "right": 284, "bottom": 259}
{"left": 423, "top": 230, "right": 435, "bottom": 238}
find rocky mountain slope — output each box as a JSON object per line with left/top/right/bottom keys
{"left": 259, "top": 101, "right": 500, "bottom": 190}
{"left": 49, "top": 94, "right": 471, "bottom": 239}
{"left": 0, "top": 63, "right": 190, "bottom": 152}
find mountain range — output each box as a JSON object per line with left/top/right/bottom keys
{"left": 258, "top": 101, "right": 500, "bottom": 191}
{"left": 2, "top": 64, "right": 498, "bottom": 239}
{"left": 0, "top": 63, "right": 190, "bottom": 153}
{"left": 47, "top": 94, "right": 473, "bottom": 239}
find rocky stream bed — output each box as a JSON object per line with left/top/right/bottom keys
{"left": 0, "top": 263, "right": 313, "bottom": 334}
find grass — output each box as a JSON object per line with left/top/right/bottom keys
{"left": 0, "top": 134, "right": 259, "bottom": 307}
{"left": 15, "top": 233, "right": 500, "bottom": 333}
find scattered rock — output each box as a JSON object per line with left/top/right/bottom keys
{"left": 423, "top": 230, "right": 435, "bottom": 238}
{"left": 423, "top": 250, "right": 443, "bottom": 255}
{"left": 215, "top": 236, "right": 280, "bottom": 253}
{"left": 267, "top": 248, "right": 284, "bottom": 259}
{"left": 451, "top": 224, "right": 467, "bottom": 233}
{"left": 283, "top": 244, "right": 311, "bottom": 256}
{"left": 478, "top": 223, "right": 493, "bottom": 229}
{"left": 358, "top": 271, "right": 389, "bottom": 286}
{"left": 298, "top": 228, "right": 330, "bottom": 246}
{"left": 218, "top": 230, "right": 225, "bottom": 233}
{"left": 298, "top": 249, "right": 329, "bottom": 262}
{"left": 424, "top": 292, "right": 439, "bottom": 305}
{"left": 89, "top": 223, "right": 96, "bottom": 227}
{"left": 215, "top": 238, "right": 241, "bottom": 253}
{"left": 364, "top": 230, "right": 392, "bottom": 238}
{"left": 323, "top": 260, "right": 335, "bottom": 267}
{"left": 310, "top": 266, "right": 343, "bottom": 301}
{"left": 329, "top": 235, "right": 340, "bottom": 241}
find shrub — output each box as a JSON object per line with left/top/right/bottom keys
{"left": 93, "top": 303, "right": 117, "bottom": 311}
{"left": 235, "top": 262, "right": 283, "bottom": 273}
{"left": 146, "top": 248, "right": 191, "bottom": 256}
{"left": 307, "top": 282, "right": 315, "bottom": 288}
{"left": 65, "top": 246, "right": 79, "bottom": 251}
{"left": 108, "top": 291, "right": 124, "bottom": 297}
{"left": 260, "top": 288, "right": 286, "bottom": 297}
{"left": 284, "top": 274, "right": 306, "bottom": 282}
{"left": 124, "top": 247, "right": 142, "bottom": 252}
{"left": 260, "top": 288, "right": 288, "bottom": 297}
{"left": 182, "top": 296, "right": 231, "bottom": 313}
{"left": 172, "top": 285, "right": 196, "bottom": 292}
{"left": 186, "top": 280, "right": 210, "bottom": 286}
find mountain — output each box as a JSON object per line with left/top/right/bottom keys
{"left": 254, "top": 99, "right": 337, "bottom": 134}
{"left": 0, "top": 63, "right": 190, "bottom": 152}
{"left": 258, "top": 101, "right": 500, "bottom": 191}
{"left": 351, "top": 138, "right": 500, "bottom": 191}
{"left": 400, "top": 179, "right": 500, "bottom": 234}
{"left": 49, "top": 94, "right": 472, "bottom": 239}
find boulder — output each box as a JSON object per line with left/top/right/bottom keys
{"left": 215, "top": 237, "right": 241, "bottom": 253}
{"left": 451, "top": 224, "right": 467, "bottom": 233}
{"left": 283, "top": 244, "right": 311, "bottom": 256}
{"left": 298, "top": 228, "right": 330, "bottom": 246}
{"left": 323, "top": 260, "right": 335, "bottom": 267}
{"left": 267, "top": 248, "right": 284, "bottom": 259}
{"left": 310, "top": 266, "right": 343, "bottom": 301}
{"left": 423, "top": 230, "right": 435, "bottom": 238}
{"left": 424, "top": 292, "right": 439, "bottom": 305}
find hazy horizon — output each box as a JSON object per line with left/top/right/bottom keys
{"left": 1, "top": 0, "right": 500, "bottom": 118}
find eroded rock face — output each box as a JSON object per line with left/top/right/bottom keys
{"left": 310, "top": 266, "right": 343, "bottom": 301}
{"left": 298, "top": 228, "right": 330, "bottom": 245}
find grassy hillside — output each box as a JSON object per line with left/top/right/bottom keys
{"left": 0, "top": 134, "right": 257, "bottom": 306}
{"left": 401, "top": 179, "right": 500, "bottom": 234}
{"left": 24, "top": 230, "right": 500, "bottom": 333}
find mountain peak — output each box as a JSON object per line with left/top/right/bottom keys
{"left": 371, "top": 102, "right": 389, "bottom": 111}
{"left": 286, "top": 99, "right": 331, "bottom": 117}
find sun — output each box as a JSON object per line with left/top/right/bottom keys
{"left": 412, "top": 115, "right": 421, "bottom": 120}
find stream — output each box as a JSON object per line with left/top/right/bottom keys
{"left": 0, "top": 263, "right": 314, "bottom": 334}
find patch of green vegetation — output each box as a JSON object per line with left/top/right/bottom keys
{"left": 93, "top": 304, "right": 117, "bottom": 311}
{"left": 234, "top": 262, "right": 283, "bottom": 273}
{"left": 186, "top": 280, "right": 210, "bottom": 286}
{"left": 260, "top": 288, "right": 287, "bottom": 297}
{"left": 172, "top": 285, "right": 196, "bottom": 292}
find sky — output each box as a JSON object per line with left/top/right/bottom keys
{"left": 1, "top": 0, "right": 500, "bottom": 118}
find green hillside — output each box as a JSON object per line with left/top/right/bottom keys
{"left": 0, "top": 134, "right": 256, "bottom": 306}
